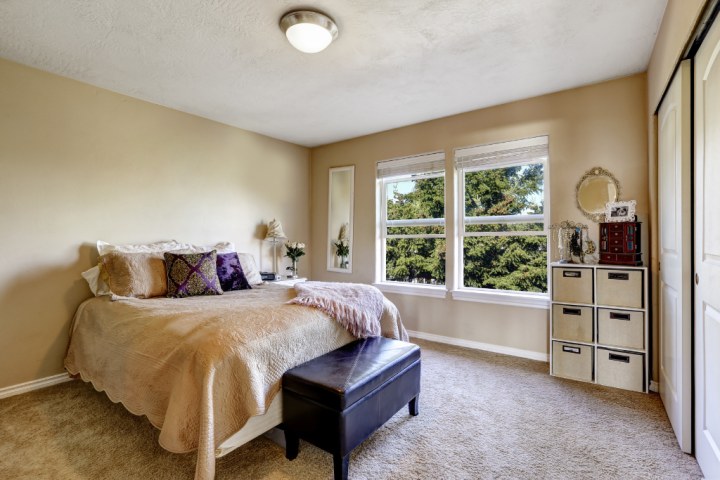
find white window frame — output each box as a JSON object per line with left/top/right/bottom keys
{"left": 375, "top": 152, "right": 447, "bottom": 298}
{"left": 452, "top": 136, "right": 550, "bottom": 309}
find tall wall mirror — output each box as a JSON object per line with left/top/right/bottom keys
{"left": 327, "top": 166, "right": 354, "bottom": 273}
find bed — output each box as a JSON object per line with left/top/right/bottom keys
{"left": 64, "top": 282, "right": 407, "bottom": 480}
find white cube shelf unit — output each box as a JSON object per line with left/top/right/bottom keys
{"left": 549, "top": 263, "right": 649, "bottom": 393}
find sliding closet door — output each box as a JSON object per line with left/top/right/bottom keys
{"left": 658, "top": 60, "right": 692, "bottom": 453}
{"left": 694, "top": 14, "right": 720, "bottom": 479}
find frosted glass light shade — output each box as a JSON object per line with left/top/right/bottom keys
{"left": 280, "top": 10, "right": 338, "bottom": 54}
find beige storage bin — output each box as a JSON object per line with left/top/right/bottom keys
{"left": 552, "top": 304, "right": 593, "bottom": 343}
{"left": 552, "top": 341, "right": 593, "bottom": 382}
{"left": 596, "top": 348, "right": 645, "bottom": 392}
{"left": 552, "top": 267, "right": 593, "bottom": 304}
{"left": 597, "top": 308, "right": 644, "bottom": 349}
{"left": 596, "top": 268, "right": 644, "bottom": 308}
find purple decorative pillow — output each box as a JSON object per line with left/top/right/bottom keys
{"left": 216, "top": 252, "right": 252, "bottom": 291}
{"left": 164, "top": 250, "right": 223, "bottom": 298}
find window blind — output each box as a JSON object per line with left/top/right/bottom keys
{"left": 454, "top": 136, "right": 548, "bottom": 171}
{"left": 377, "top": 151, "right": 445, "bottom": 179}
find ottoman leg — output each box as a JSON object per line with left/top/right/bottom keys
{"left": 409, "top": 396, "right": 419, "bottom": 416}
{"left": 333, "top": 453, "right": 349, "bottom": 480}
{"left": 284, "top": 430, "right": 299, "bottom": 460}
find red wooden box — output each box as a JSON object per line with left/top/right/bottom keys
{"left": 599, "top": 222, "right": 642, "bottom": 266}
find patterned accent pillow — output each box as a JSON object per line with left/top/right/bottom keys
{"left": 98, "top": 251, "right": 168, "bottom": 298}
{"left": 164, "top": 250, "right": 223, "bottom": 298}
{"left": 216, "top": 252, "right": 252, "bottom": 291}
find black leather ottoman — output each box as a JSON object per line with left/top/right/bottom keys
{"left": 282, "top": 337, "right": 421, "bottom": 480}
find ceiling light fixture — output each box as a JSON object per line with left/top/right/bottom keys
{"left": 280, "top": 10, "right": 338, "bottom": 54}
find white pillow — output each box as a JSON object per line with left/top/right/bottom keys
{"left": 97, "top": 240, "right": 236, "bottom": 255}
{"left": 84, "top": 240, "right": 237, "bottom": 296}
{"left": 175, "top": 241, "right": 236, "bottom": 254}
{"left": 210, "top": 241, "right": 236, "bottom": 254}
{"left": 237, "top": 253, "right": 263, "bottom": 285}
{"left": 81, "top": 266, "right": 110, "bottom": 296}
{"left": 96, "top": 239, "right": 184, "bottom": 256}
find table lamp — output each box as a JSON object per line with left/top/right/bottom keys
{"left": 265, "top": 219, "right": 287, "bottom": 275}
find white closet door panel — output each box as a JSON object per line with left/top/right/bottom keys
{"left": 658, "top": 60, "right": 692, "bottom": 453}
{"left": 695, "top": 14, "right": 720, "bottom": 478}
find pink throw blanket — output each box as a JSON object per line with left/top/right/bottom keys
{"left": 289, "top": 281, "right": 384, "bottom": 338}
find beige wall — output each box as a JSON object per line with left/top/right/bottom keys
{"left": 647, "top": 0, "right": 707, "bottom": 113}
{"left": 0, "top": 32, "right": 669, "bottom": 389}
{"left": 310, "top": 74, "right": 648, "bottom": 358}
{"left": 0, "top": 58, "right": 311, "bottom": 389}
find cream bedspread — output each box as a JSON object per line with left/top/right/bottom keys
{"left": 64, "top": 284, "right": 407, "bottom": 480}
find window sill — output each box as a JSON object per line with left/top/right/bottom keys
{"left": 451, "top": 289, "right": 549, "bottom": 309}
{"left": 373, "top": 282, "right": 448, "bottom": 299}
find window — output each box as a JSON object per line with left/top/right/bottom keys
{"left": 455, "top": 137, "right": 548, "bottom": 294}
{"left": 377, "top": 152, "right": 445, "bottom": 287}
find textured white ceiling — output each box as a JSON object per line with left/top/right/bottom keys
{"left": 0, "top": 0, "right": 667, "bottom": 147}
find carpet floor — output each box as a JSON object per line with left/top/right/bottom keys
{"left": 0, "top": 339, "right": 703, "bottom": 479}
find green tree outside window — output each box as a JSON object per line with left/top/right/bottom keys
{"left": 384, "top": 163, "right": 547, "bottom": 292}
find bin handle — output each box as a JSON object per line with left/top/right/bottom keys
{"left": 609, "top": 353, "right": 630, "bottom": 363}
{"left": 563, "top": 271, "right": 581, "bottom": 278}
{"left": 608, "top": 272, "right": 629, "bottom": 281}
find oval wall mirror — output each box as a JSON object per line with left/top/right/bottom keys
{"left": 327, "top": 166, "right": 354, "bottom": 273}
{"left": 575, "top": 167, "right": 621, "bottom": 222}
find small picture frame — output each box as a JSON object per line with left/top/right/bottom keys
{"left": 605, "top": 200, "right": 637, "bottom": 223}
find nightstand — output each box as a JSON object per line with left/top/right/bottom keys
{"left": 272, "top": 277, "right": 307, "bottom": 286}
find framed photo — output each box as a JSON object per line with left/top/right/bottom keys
{"left": 605, "top": 200, "right": 636, "bottom": 223}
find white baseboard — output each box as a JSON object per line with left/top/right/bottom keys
{"left": 407, "top": 330, "right": 549, "bottom": 362}
{"left": 0, "top": 372, "right": 73, "bottom": 400}
{"left": 649, "top": 380, "right": 659, "bottom": 393}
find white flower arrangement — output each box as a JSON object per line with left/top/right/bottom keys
{"left": 284, "top": 242, "right": 306, "bottom": 261}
